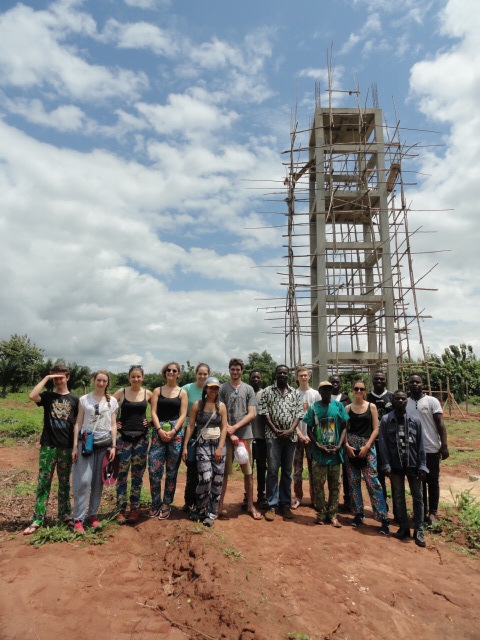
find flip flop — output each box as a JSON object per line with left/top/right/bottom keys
{"left": 291, "top": 499, "right": 300, "bottom": 510}
{"left": 329, "top": 518, "right": 342, "bottom": 528}
{"left": 218, "top": 509, "right": 230, "bottom": 520}
{"left": 158, "top": 506, "right": 171, "bottom": 520}
{"left": 149, "top": 508, "right": 160, "bottom": 518}
{"left": 248, "top": 508, "right": 262, "bottom": 521}
{"left": 23, "top": 522, "right": 41, "bottom": 536}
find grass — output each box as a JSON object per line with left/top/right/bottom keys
{"left": 223, "top": 544, "right": 242, "bottom": 559}
{"left": 27, "top": 519, "right": 116, "bottom": 546}
{"left": 443, "top": 417, "right": 480, "bottom": 471}
{"left": 435, "top": 489, "right": 480, "bottom": 553}
{"left": 0, "top": 392, "right": 43, "bottom": 444}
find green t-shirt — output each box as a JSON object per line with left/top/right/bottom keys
{"left": 182, "top": 382, "right": 204, "bottom": 428}
{"left": 303, "top": 400, "right": 349, "bottom": 465}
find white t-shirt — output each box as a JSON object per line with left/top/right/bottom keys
{"left": 80, "top": 393, "right": 118, "bottom": 440}
{"left": 298, "top": 388, "right": 321, "bottom": 436}
{"left": 406, "top": 395, "right": 443, "bottom": 454}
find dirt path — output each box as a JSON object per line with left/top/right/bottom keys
{"left": 1, "top": 445, "right": 479, "bottom": 640}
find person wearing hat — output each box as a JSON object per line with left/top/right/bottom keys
{"left": 182, "top": 376, "right": 227, "bottom": 526}
{"left": 303, "top": 380, "right": 348, "bottom": 526}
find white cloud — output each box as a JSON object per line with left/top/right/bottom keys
{"left": 102, "top": 19, "right": 179, "bottom": 56}
{"left": 0, "top": 3, "right": 147, "bottom": 102}
{"left": 407, "top": 0, "right": 480, "bottom": 354}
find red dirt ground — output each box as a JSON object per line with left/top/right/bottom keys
{"left": 1, "top": 445, "right": 479, "bottom": 640}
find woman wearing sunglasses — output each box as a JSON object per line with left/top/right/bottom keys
{"left": 148, "top": 362, "right": 188, "bottom": 520}
{"left": 72, "top": 370, "right": 118, "bottom": 533}
{"left": 345, "top": 380, "right": 389, "bottom": 534}
{"left": 113, "top": 365, "right": 152, "bottom": 524}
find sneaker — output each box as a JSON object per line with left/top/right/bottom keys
{"left": 379, "top": 520, "right": 390, "bottom": 536}
{"left": 393, "top": 527, "right": 411, "bottom": 540}
{"left": 189, "top": 509, "right": 204, "bottom": 523}
{"left": 414, "top": 530, "right": 426, "bottom": 548}
{"left": 264, "top": 508, "right": 276, "bottom": 521}
{"left": 203, "top": 516, "right": 215, "bottom": 527}
{"left": 117, "top": 510, "right": 127, "bottom": 524}
{"left": 351, "top": 514, "right": 364, "bottom": 527}
{"left": 87, "top": 515, "right": 100, "bottom": 528}
{"left": 127, "top": 508, "right": 139, "bottom": 523}
{"left": 74, "top": 521, "right": 85, "bottom": 534}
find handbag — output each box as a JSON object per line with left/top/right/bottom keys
{"left": 186, "top": 437, "right": 197, "bottom": 466}
{"left": 81, "top": 430, "right": 94, "bottom": 456}
{"left": 93, "top": 435, "right": 113, "bottom": 450}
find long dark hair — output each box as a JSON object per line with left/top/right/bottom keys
{"left": 200, "top": 386, "right": 220, "bottom": 414}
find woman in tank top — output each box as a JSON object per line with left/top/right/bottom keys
{"left": 181, "top": 376, "right": 227, "bottom": 526}
{"left": 148, "top": 362, "right": 188, "bottom": 519}
{"left": 181, "top": 363, "right": 211, "bottom": 514}
{"left": 113, "top": 365, "right": 152, "bottom": 524}
{"left": 345, "top": 380, "right": 389, "bottom": 534}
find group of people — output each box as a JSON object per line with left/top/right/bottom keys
{"left": 23, "top": 360, "right": 449, "bottom": 548}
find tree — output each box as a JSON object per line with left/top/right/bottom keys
{"left": 243, "top": 351, "right": 278, "bottom": 387}
{"left": 429, "top": 344, "right": 480, "bottom": 401}
{"left": 0, "top": 334, "right": 45, "bottom": 396}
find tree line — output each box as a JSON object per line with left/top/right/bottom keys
{"left": 1, "top": 334, "right": 479, "bottom": 402}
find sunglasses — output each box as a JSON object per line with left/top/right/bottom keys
{"left": 129, "top": 365, "right": 144, "bottom": 372}
{"left": 354, "top": 387, "right": 365, "bottom": 392}
{"left": 166, "top": 368, "right": 178, "bottom": 374}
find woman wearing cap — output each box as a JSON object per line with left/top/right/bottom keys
{"left": 182, "top": 377, "right": 227, "bottom": 526}
{"left": 149, "top": 362, "right": 188, "bottom": 520}
{"left": 113, "top": 365, "right": 152, "bottom": 524}
{"left": 181, "top": 363, "right": 210, "bottom": 513}
{"left": 345, "top": 380, "right": 389, "bottom": 534}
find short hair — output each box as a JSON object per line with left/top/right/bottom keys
{"left": 409, "top": 373, "right": 423, "bottom": 381}
{"left": 228, "top": 358, "right": 244, "bottom": 370}
{"left": 372, "top": 370, "right": 385, "bottom": 377}
{"left": 296, "top": 367, "right": 309, "bottom": 376}
{"left": 195, "top": 363, "right": 210, "bottom": 374}
{"left": 393, "top": 389, "right": 407, "bottom": 396}
{"left": 50, "top": 363, "right": 69, "bottom": 376}
{"left": 161, "top": 361, "right": 181, "bottom": 377}
{"left": 249, "top": 369, "right": 261, "bottom": 377}
{"left": 275, "top": 364, "right": 289, "bottom": 373}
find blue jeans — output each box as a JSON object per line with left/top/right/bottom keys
{"left": 266, "top": 437, "right": 296, "bottom": 509}
{"left": 390, "top": 470, "right": 424, "bottom": 532}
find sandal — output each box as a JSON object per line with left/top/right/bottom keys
{"left": 23, "top": 522, "right": 41, "bottom": 536}
{"left": 291, "top": 499, "right": 301, "bottom": 510}
{"left": 158, "top": 506, "right": 171, "bottom": 520}
{"left": 329, "top": 518, "right": 342, "bottom": 528}
{"left": 248, "top": 508, "right": 262, "bottom": 521}
{"left": 315, "top": 515, "right": 326, "bottom": 525}
{"left": 62, "top": 515, "right": 74, "bottom": 528}
{"left": 149, "top": 508, "right": 160, "bottom": 518}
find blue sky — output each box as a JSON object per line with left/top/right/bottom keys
{"left": 0, "top": 0, "right": 478, "bottom": 374}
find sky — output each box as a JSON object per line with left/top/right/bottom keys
{"left": 0, "top": 0, "right": 478, "bottom": 374}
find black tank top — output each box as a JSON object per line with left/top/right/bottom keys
{"left": 156, "top": 387, "right": 181, "bottom": 421}
{"left": 121, "top": 389, "right": 147, "bottom": 438}
{"left": 348, "top": 404, "right": 373, "bottom": 438}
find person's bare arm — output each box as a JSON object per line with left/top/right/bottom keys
{"left": 434, "top": 412, "right": 449, "bottom": 459}
{"left": 29, "top": 375, "right": 63, "bottom": 403}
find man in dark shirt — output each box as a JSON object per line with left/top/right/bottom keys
{"left": 367, "top": 371, "right": 394, "bottom": 508}
{"left": 23, "top": 363, "right": 79, "bottom": 535}
{"left": 378, "top": 390, "right": 428, "bottom": 547}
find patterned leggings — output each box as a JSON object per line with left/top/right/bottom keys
{"left": 196, "top": 437, "right": 226, "bottom": 519}
{"left": 33, "top": 445, "right": 73, "bottom": 525}
{"left": 311, "top": 461, "right": 340, "bottom": 520}
{"left": 148, "top": 427, "right": 184, "bottom": 511}
{"left": 116, "top": 434, "right": 149, "bottom": 511}
{"left": 346, "top": 434, "right": 387, "bottom": 521}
